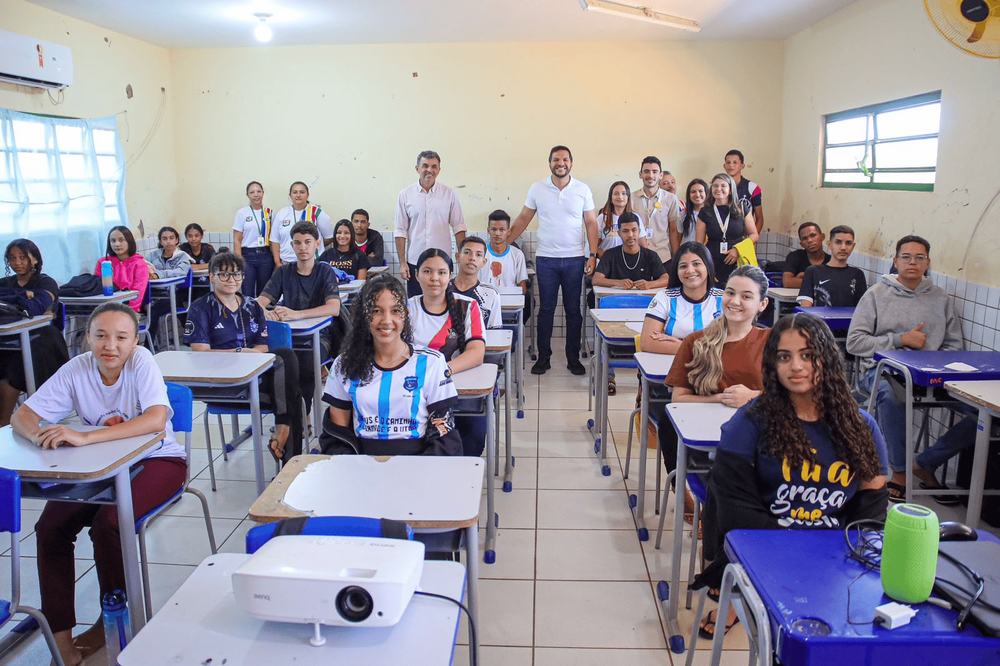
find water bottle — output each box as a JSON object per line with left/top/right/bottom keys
{"left": 102, "top": 589, "right": 131, "bottom": 664}
{"left": 101, "top": 260, "right": 114, "bottom": 296}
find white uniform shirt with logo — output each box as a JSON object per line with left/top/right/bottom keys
{"left": 632, "top": 188, "right": 681, "bottom": 263}
{"left": 479, "top": 244, "right": 528, "bottom": 290}
{"left": 24, "top": 347, "right": 184, "bottom": 460}
{"left": 271, "top": 205, "right": 334, "bottom": 262}
{"left": 393, "top": 182, "right": 467, "bottom": 265}
{"left": 526, "top": 176, "right": 596, "bottom": 259}
{"left": 232, "top": 205, "right": 273, "bottom": 248}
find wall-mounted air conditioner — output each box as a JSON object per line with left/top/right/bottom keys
{"left": 0, "top": 29, "right": 74, "bottom": 90}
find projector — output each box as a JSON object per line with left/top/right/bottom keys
{"left": 231, "top": 535, "right": 425, "bottom": 642}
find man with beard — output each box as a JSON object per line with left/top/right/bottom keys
{"left": 633, "top": 156, "right": 681, "bottom": 267}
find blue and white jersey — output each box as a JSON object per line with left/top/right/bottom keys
{"left": 323, "top": 344, "right": 458, "bottom": 440}
{"left": 645, "top": 287, "right": 724, "bottom": 339}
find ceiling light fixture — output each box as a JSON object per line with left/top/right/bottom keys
{"left": 253, "top": 13, "right": 273, "bottom": 43}
{"left": 578, "top": 0, "right": 701, "bottom": 32}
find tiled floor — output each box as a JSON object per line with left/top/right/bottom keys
{"left": 3, "top": 345, "right": 991, "bottom": 665}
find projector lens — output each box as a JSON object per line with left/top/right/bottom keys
{"left": 336, "top": 586, "right": 373, "bottom": 622}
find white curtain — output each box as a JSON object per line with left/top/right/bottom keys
{"left": 0, "top": 108, "right": 127, "bottom": 284}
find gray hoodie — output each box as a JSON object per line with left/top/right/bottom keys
{"left": 148, "top": 249, "right": 192, "bottom": 278}
{"left": 847, "top": 274, "right": 964, "bottom": 372}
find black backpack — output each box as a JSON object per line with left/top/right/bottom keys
{"left": 0, "top": 300, "right": 28, "bottom": 325}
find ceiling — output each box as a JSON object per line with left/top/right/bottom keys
{"left": 27, "top": 0, "right": 862, "bottom": 49}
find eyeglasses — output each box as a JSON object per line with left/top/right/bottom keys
{"left": 214, "top": 271, "right": 244, "bottom": 281}
{"left": 897, "top": 254, "right": 928, "bottom": 264}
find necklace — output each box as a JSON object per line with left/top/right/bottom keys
{"left": 623, "top": 248, "right": 640, "bottom": 271}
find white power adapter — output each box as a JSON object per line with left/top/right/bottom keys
{"left": 874, "top": 602, "right": 917, "bottom": 629}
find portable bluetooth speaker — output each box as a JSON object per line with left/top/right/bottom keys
{"left": 881, "top": 503, "right": 939, "bottom": 604}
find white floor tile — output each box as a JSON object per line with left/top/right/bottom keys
{"left": 478, "top": 528, "right": 535, "bottom": 580}
{"left": 537, "top": 456, "right": 625, "bottom": 491}
{"left": 162, "top": 478, "right": 257, "bottom": 520}
{"left": 534, "top": 647, "right": 672, "bottom": 666}
{"left": 537, "top": 490, "right": 637, "bottom": 531}
{"left": 457, "top": 579, "right": 534, "bottom": 646}
{"left": 453, "top": 645, "right": 533, "bottom": 666}
{"left": 480, "top": 488, "right": 536, "bottom": 530}
{"left": 534, "top": 581, "right": 665, "bottom": 648}
{"left": 139, "top": 514, "right": 241, "bottom": 565}
{"left": 536, "top": 530, "right": 647, "bottom": 582}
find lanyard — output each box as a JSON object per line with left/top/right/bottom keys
{"left": 642, "top": 193, "right": 657, "bottom": 219}
{"left": 251, "top": 207, "right": 267, "bottom": 239}
{"left": 713, "top": 205, "right": 730, "bottom": 237}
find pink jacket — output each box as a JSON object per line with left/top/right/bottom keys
{"left": 95, "top": 254, "right": 149, "bottom": 313}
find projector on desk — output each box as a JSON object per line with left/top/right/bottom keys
{"left": 231, "top": 535, "right": 425, "bottom": 645}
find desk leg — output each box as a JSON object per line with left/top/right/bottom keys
{"left": 631, "top": 374, "right": 649, "bottom": 541}
{"left": 19, "top": 329, "right": 36, "bottom": 395}
{"left": 485, "top": 394, "right": 497, "bottom": 564}
{"left": 114, "top": 468, "right": 146, "bottom": 634}
{"left": 666, "top": 427, "right": 687, "bottom": 653}
{"left": 599, "top": 336, "right": 610, "bottom": 476}
{"left": 503, "top": 348, "right": 514, "bottom": 492}
{"left": 249, "top": 380, "right": 267, "bottom": 495}
{"left": 516, "top": 314, "right": 525, "bottom": 414}
{"left": 311, "top": 330, "right": 323, "bottom": 441}
{"left": 465, "top": 523, "right": 480, "bottom": 664}
{"left": 967, "top": 407, "right": 991, "bottom": 528}
{"left": 169, "top": 285, "right": 180, "bottom": 350}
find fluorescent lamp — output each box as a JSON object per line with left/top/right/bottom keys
{"left": 254, "top": 13, "right": 273, "bottom": 43}
{"left": 579, "top": 0, "right": 701, "bottom": 32}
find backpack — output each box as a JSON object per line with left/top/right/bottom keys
{"left": 0, "top": 300, "right": 28, "bottom": 325}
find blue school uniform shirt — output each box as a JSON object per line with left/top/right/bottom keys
{"left": 183, "top": 293, "right": 268, "bottom": 350}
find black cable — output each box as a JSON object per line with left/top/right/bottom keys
{"left": 937, "top": 550, "right": 987, "bottom": 630}
{"left": 413, "top": 590, "right": 477, "bottom": 666}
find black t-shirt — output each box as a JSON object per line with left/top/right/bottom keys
{"left": 261, "top": 262, "right": 341, "bottom": 312}
{"left": 0, "top": 273, "right": 59, "bottom": 319}
{"left": 183, "top": 293, "right": 268, "bottom": 349}
{"left": 179, "top": 242, "right": 216, "bottom": 265}
{"left": 357, "top": 229, "right": 385, "bottom": 265}
{"left": 595, "top": 246, "right": 666, "bottom": 282}
{"left": 318, "top": 247, "right": 370, "bottom": 278}
{"left": 798, "top": 264, "right": 868, "bottom": 307}
{"left": 784, "top": 249, "right": 830, "bottom": 277}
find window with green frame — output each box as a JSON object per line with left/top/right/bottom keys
{"left": 822, "top": 91, "right": 941, "bottom": 192}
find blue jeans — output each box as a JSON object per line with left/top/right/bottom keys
{"left": 242, "top": 247, "right": 274, "bottom": 298}
{"left": 860, "top": 369, "right": 977, "bottom": 473}
{"left": 536, "top": 255, "right": 586, "bottom": 360}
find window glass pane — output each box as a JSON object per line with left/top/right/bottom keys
{"left": 875, "top": 138, "right": 938, "bottom": 169}
{"left": 105, "top": 204, "right": 121, "bottom": 224}
{"left": 824, "top": 172, "right": 871, "bottom": 184}
{"left": 18, "top": 152, "right": 53, "bottom": 179}
{"left": 55, "top": 125, "right": 84, "bottom": 152}
{"left": 12, "top": 121, "right": 46, "bottom": 150}
{"left": 60, "top": 154, "right": 89, "bottom": 180}
{"left": 872, "top": 171, "right": 936, "bottom": 184}
{"left": 877, "top": 103, "right": 940, "bottom": 140}
{"left": 93, "top": 130, "right": 116, "bottom": 154}
{"left": 825, "top": 116, "right": 868, "bottom": 145}
{"left": 97, "top": 155, "right": 119, "bottom": 179}
{"left": 825, "top": 145, "right": 871, "bottom": 171}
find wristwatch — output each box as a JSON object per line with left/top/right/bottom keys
{"left": 589, "top": 253, "right": 598, "bottom": 258}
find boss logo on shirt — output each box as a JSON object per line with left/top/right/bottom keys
{"left": 404, "top": 376, "right": 418, "bottom": 391}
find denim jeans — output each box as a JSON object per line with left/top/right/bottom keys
{"left": 535, "top": 255, "right": 586, "bottom": 360}
{"left": 860, "top": 369, "right": 977, "bottom": 473}
{"left": 242, "top": 247, "right": 274, "bottom": 298}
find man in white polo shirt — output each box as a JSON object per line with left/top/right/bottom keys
{"left": 394, "top": 150, "right": 467, "bottom": 297}
{"left": 509, "top": 145, "right": 599, "bottom": 376}
{"left": 632, "top": 156, "right": 681, "bottom": 268}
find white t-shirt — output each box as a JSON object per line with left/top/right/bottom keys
{"left": 407, "top": 293, "right": 486, "bottom": 360}
{"left": 452, "top": 281, "right": 502, "bottom": 329}
{"left": 324, "top": 345, "right": 457, "bottom": 440}
{"left": 596, "top": 212, "right": 648, "bottom": 252}
{"left": 644, "top": 287, "right": 725, "bottom": 340}
{"left": 271, "top": 205, "right": 334, "bottom": 262}
{"left": 24, "top": 347, "right": 183, "bottom": 460}
{"left": 479, "top": 244, "right": 528, "bottom": 290}
{"left": 232, "top": 205, "right": 274, "bottom": 248}
{"left": 525, "top": 176, "right": 596, "bottom": 258}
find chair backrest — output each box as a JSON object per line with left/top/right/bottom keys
{"left": 0, "top": 468, "right": 21, "bottom": 535}
{"left": 266, "top": 320, "right": 293, "bottom": 351}
{"left": 600, "top": 294, "right": 654, "bottom": 310}
{"left": 165, "top": 382, "right": 193, "bottom": 434}
{"left": 246, "top": 516, "right": 414, "bottom": 554}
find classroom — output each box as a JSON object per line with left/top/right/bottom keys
{"left": 2, "top": 0, "right": 1000, "bottom": 664}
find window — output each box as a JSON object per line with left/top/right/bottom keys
{"left": 0, "top": 109, "right": 127, "bottom": 282}
{"left": 822, "top": 92, "right": 941, "bottom": 192}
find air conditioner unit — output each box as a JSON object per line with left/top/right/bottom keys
{"left": 0, "top": 29, "right": 73, "bottom": 90}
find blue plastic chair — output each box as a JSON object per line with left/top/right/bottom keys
{"left": 246, "top": 516, "right": 413, "bottom": 554}
{"left": 135, "top": 383, "right": 218, "bottom": 620}
{"left": 0, "top": 468, "right": 66, "bottom": 666}
{"left": 136, "top": 282, "right": 155, "bottom": 351}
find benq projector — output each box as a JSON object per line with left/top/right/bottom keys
{"left": 231, "top": 535, "right": 425, "bottom": 639}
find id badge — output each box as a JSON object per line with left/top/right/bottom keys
{"left": 719, "top": 242, "right": 728, "bottom": 252}
{"left": 256, "top": 237, "right": 266, "bottom": 247}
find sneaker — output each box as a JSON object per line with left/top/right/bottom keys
{"left": 531, "top": 357, "right": 551, "bottom": 375}
{"left": 567, "top": 358, "right": 586, "bottom": 375}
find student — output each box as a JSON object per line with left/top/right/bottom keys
{"left": 184, "top": 252, "right": 303, "bottom": 461}
{"left": 394, "top": 150, "right": 467, "bottom": 297}
{"left": 696, "top": 313, "right": 889, "bottom": 638}
{"left": 232, "top": 180, "right": 276, "bottom": 297}
{"left": 322, "top": 274, "right": 461, "bottom": 456}
{"left": 632, "top": 156, "right": 680, "bottom": 266}
{"left": 451, "top": 236, "right": 502, "bottom": 329}
{"left": 596, "top": 181, "right": 645, "bottom": 254}
{"left": 783, "top": 222, "right": 830, "bottom": 289}
{"left": 147, "top": 226, "right": 193, "bottom": 346}
{"left": 11, "top": 303, "right": 186, "bottom": 666}
{"left": 592, "top": 213, "right": 669, "bottom": 292}
{"left": 95, "top": 225, "right": 148, "bottom": 313}
{"left": 480, "top": 209, "right": 529, "bottom": 294}
{"left": 847, "top": 235, "right": 974, "bottom": 504}
{"left": 671, "top": 178, "right": 708, "bottom": 254}
{"left": 407, "top": 249, "right": 487, "bottom": 456}
{"left": 723, "top": 149, "right": 764, "bottom": 234}
{"left": 0, "top": 239, "right": 70, "bottom": 426}
{"left": 271, "top": 181, "right": 334, "bottom": 265}
{"left": 351, "top": 208, "right": 385, "bottom": 265}
{"left": 258, "top": 221, "right": 342, "bottom": 414}
{"left": 179, "top": 223, "right": 216, "bottom": 271}
{"left": 797, "top": 224, "right": 867, "bottom": 308}
{"left": 318, "top": 218, "right": 370, "bottom": 280}
{"left": 697, "top": 173, "right": 758, "bottom": 285}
